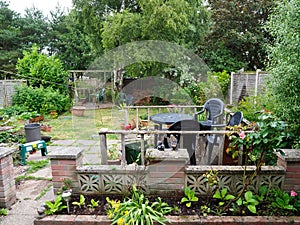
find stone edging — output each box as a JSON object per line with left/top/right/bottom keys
{"left": 34, "top": 215, "right": 300, "bottom": 225}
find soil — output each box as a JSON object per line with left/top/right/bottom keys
{"left": 62, "top": 194, "right": 204, "bottom": 216}
{"left": 59, "top": 194, "right": 300, "bottom": 217}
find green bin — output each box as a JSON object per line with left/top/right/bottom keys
{"left": 125, "top": 142, "right": 148, "bottom": 165}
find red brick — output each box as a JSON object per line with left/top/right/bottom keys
{"left": 74, "top": 215, "right": 97, "bottom": 225}
{"left": 54, "top": 215, "right": 76, "bottom": 225}
{"left": 58, "top": 160, "right": 76, "bottom": 165}
{"left": 286, "top": 167, "right": 300, "bottom": 172}
{"left": 34, "top": 215, "right": 56, "bottom": 225}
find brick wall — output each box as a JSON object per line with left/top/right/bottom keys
{"left": 277, "top": 149, "right": 300, "bottom": 192}
{"left": 47, "top": 146, "right": 300, "bottom": 197}
{"left": 147, "top": 148, "right": 188, "bottom": 194}
{"left": 47, "top": 147, "right": 83, "bottom": 194}
{"left": 0, "top": 147, "right": 16, "bottom": 208}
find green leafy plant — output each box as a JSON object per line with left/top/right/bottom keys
{"left": 88, "top": 199, "right": 99, "bottom": 208}
{"left": 228, "top": 111, "right": 292, "bottom": 166}
{"left": 269, "top": 189, "right": 296, "bottom": 213}
{"left": 12, "top": 85, "right": 71, "bottom": 115}
{"left": 255, "top": 185, "right": 268, "bottom": 202}
{"left": 212, "top": 70, "right": 230, "bottom": 97}
{"left": 0, "top": 208, "right": 7, "bottom": 216}
{"left": 181, "top": 187, "right": 199, "bottom": 207}
{"left": 72, "top": 194, "right": 86, "bottom": 208}
{"left": 61, "top": 178, "right": 73, "bottom": 192}
{"left": 106, "top": 185, "right": 173, "bottom": 225}
{"left": 45, "top": 195, "right": 67, "bottom": 215}
{"left": 200, "top": 205, "right": 211, "bottom": 217}
{"left": 213, "top": 188, "right": 235, "bottom": 207}
{"left": 236, "top": 190, "right": 259, "bottom": 214}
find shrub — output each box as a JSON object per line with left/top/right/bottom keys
{"left": 16, "top": 44, "right": 70, "bottom": 94}
{"left": 106, "top": 186, "right": 173, "bottom": 225}
{"left": 12, "top": 85, "right": 71, "bottom": 114}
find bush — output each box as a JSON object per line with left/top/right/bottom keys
{"left": 266, "top": 0, "right": 300, "bottom": 140}
{"left": 12, "top": 85, "right": 71, "bottom": 114}
{"left": 16, "top": 44, "right": 70, "bottom": 94}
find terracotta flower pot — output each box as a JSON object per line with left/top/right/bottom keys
{"left": 71, "top": 107, "right": 86, "bottom": 116}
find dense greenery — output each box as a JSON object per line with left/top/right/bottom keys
{"left": 16, "top": 45, "right": 70, "bottom": 93}
{"left": 12, "top": 85, "right": 71, "bottom": 114}
{"left": 266, "top": 0, "right": 300, "bottom": 143}
{"left": 0, "top": 0, "right": 93, "bottom": 79}
{"left": 200, "top": 0, "right": 275, "bottom": 72}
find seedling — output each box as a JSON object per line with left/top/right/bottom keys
{"left": 72, "top": 194, "right": 85, "bottom": 208}
{"left": 181, "top": 187, "right": 199, "bottom": 207}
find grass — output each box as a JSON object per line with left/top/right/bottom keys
{"left": 26, "top": 159, "right": 50, "bottom": 173}
{"left": 15, "top": 159, "right": 51, "bottom": 183}
{"left": 35, "top": 183, "right": 53, "bottom": 200}
{"left": 48, "top": 108, "right": 119, "bottom": 140}
{"left": 15, "top": 175, "right": 52, "bottom": 183}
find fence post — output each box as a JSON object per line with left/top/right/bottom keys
{"left": 99, "top": 130, "right": 108, "bottom": 165}
{"left": 121, "top": 133, "right": 126, "bottom": 165}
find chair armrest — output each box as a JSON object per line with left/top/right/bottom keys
{"left": 195, "top": 108, "right": 205, "bottom": 115}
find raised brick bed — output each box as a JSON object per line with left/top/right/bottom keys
{"left": 34, "top": 215, "right": 300, "bottom": 225}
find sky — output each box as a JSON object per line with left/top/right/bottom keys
{"left": 7, "top": 0, "right": 73, "bottom": 16}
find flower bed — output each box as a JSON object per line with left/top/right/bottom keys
{"left": 34, "top": 215, "right": 300, "bottom": 225}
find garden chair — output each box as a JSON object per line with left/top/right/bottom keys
{"left": 166, "top": 119, "right": 201, "bottom": 165}
{"left": 227, "top": 111, "right": 243, "bottom": 126}
{"left": 195, "top": 98, "right": 226, "bottom": 164}
{"left": 194, "top": 98, "right": 225, "bottom": 130}
{"left": 202, "top": 111, "right": 243, "bottom": 165}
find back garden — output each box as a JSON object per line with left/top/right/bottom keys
{"left": 0, "top": 1, "right": 299, "bottom": 224}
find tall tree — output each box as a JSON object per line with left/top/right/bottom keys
{"left": 0, "top": 2, "right": 49, "bottom": 78}
{"left": 73, "top": 0, "right": 140, "bottom": 53}
{"left": 47, "top": 7, "right": 94, "bottom": 69}
{"left": 19, "top": 7, "right": 48, "bottom": 50}
{"left": 266, "top": 0, "right": 300, "bottom": 140}
{"left": 0, "top": 1, "right": 21, "bottom": 77}
{"left": 199, "top": 0, "right": 275, "bottom": 72}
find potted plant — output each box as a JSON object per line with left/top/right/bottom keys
{"left": 71, "top": 106, "right": 86, "bottom": 117}
{"left": 139, "top": 114, "right": 150, "bottom": 127}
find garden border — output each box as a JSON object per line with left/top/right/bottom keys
{"left": 34, "top": 215, "right": 300, "bottom": 225}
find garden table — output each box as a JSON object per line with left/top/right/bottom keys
{"left": 150, "top": 112, "right": 194, "bottom": 146}
{"left": 150, "top": 112, "right": 194, "bottom": 127}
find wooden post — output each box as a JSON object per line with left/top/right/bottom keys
{"left": 124, "top": 108, "right": 129, "bottom": 126}
{"left": 141, "top": 134, "right": 145, "bottom": 165}
{"left": 99, "top": 131, "right": 108, "bottom": 165}
{"left": 121, "top": 134, "right": 126, "bottom": 165}
{"left": 154, "top": 125, "right": 159, "bottom": 145}
{"left": 136, "top": 108, "right": 139, "bottom": 131}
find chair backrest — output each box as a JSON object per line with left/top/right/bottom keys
{"left": 228, "top": 111, "right": 243, "bottom": 126}
{"left": 168, "top": 120, "right": 200, "bottom": 165}
{"left": 203, "top": 98, "right": 225, "bottom": 124}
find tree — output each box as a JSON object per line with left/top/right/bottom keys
{"left": 19, "top": 7, "right": 49, "bottom": 50}
{"left": 47, "top": 7, "right": 95, "bottom": 69}
{"left": 100, "top": 0, "right": 210, "bottom": 81}
{"left": 266, "top": 0, "right": 300, "bottom": 141}
{"left": 0, "top": 2, "right": 49, "bottom": 78}
{"left": 73, "top": 0, "right": 140, "bottom": 53}
{"left": 16, "top": 45, "right": 70, "bottom": 94}
{"left": 199, "top": 0, "right": 275, "bottom": 72}
{"left": 0, "top": 1, "right": 22, "bottom": 77}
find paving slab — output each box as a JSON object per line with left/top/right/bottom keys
{"left": 0, "top": 139, "right": 101, "bottom": 225}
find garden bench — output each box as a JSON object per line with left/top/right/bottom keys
{"left": 19, "top": 140, "right": 48, "bottom": 165}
